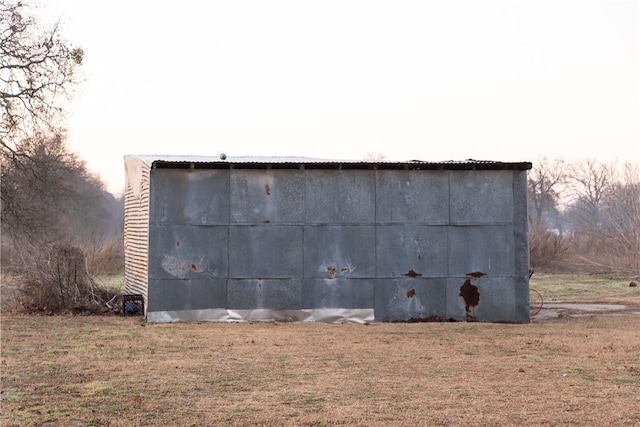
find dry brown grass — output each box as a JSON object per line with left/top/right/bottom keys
{"left": 2, "top": 311, "right": 640, "bottom": 426}
{"left": 87, "top": 238, "right": 124, "bottom": 277}
{"left": 529, "top": 229, "right": 640, "bottom": 277}
{"left": 529, "top": 229, "right": 570, "bottom": 269}
{"left": 530, "top": 273, "right": 640, "bottom": 305}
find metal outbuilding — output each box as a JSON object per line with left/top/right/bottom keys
{"left": 124, "top": 155, "right": 532, "bottom": 323}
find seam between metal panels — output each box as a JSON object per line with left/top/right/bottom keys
{"left": 513, "top": 170, "right": 517, "bottom": 284}
{"left": 302, "top": 164, "right": 306, "bottom": 287}
{"left": 227, "top": 168, "right": 232, "bottom": 285}
{"left": 374, "top": 168, "right": 379, "bottom": 282}
{"left": 447, "top": 170, "right": 451, "bottom": 279}
{"left": 445, "top": 170, "right": 451, "bottom": 318}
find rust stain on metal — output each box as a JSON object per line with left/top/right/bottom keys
{"left": 340, "top": 267, "right": 348, "bottom": 273}
{"left": 406, "top": 288, "right": 416, "bottom": 298}
{"left": 459, "top": 279, "right": 480, "bottom": 318}
{"left": 403, "top": 269, "right": 422, "bottom": 277}
{"left": 191, "top": 263, "right": 198, "bottom": 271}
{"left": 265, "top": 183, "right": 271, "bottom": 195}
{"left": 327, "top": 265, "right": 337, "bottom": 279}
{"left": 466, "top": 271, "right": 486, "bottom": 278}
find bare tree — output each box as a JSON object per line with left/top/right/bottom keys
{"left": 600, "top": 163, "right": 640, "bottom": 273}
{"left": 1, "top": 0, "right": 83, "bottom": 152}
{"left": 0, "top": 0, "right": 87, "bottom": 242}
{"left": 524, "top": 157, "right": 570, "bottom": 268}
{"left": 1, "top": 131, "right": 122, "bottom": 244}
{"left": 527, "top": 157, "right": 566, "bottom": 231}
{"left": 1, "top": 132, "right": 83, "bottom": 241}
{"left": 1, "top": 132, "right": 123, "bottom": 312}
{"left": 566, "top": 158, "right": 613, "bottom": 232}
{"left": 526, "top": 157, "right": 639, "bottom": 275}
{"left": 0, "top": 3, "right": 124, "bottom": 312}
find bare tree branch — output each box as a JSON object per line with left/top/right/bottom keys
{"left": 566, "top": 158, "right": 613, "bottom": 231}
{"left": 527, "top": 156, "right": 566, "bottom": 231}
{"left": 0, "top": 0, "right": 83, "bottom": 150}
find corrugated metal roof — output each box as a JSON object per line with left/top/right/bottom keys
{"left": 125, "top": 155, "right": 532, "bottom": 170}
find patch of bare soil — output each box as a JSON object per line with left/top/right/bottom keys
{"left": 2, "top": 313, "right": 640, "bottom": 426}
{"left": 533, "top": 302, "right": 640, "bottom": 320}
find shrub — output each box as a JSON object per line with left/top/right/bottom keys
{"left": 529, "top": 229, "right": 569, "bottom": 269}
{"left": 13, "top": 244, "right": 120, "bottom": 314}
{"left": 88, "top": 237, "right": 124, "bottom": 276}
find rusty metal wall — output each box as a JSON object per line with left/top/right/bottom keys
{"left": 129, "top": 160, "right": 530, "bottom": 323}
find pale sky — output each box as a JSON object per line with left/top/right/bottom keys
{"left": 37, "top": 0, "right": 640, "bottom": 194}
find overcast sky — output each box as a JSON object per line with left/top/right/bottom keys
{"left": 38, "top": 0, "right": 639, "bottom": 194}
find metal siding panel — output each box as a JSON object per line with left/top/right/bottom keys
{"left": 227, "top": 278, "right": 302, "bottom": 309}
{"left": 147, "top": 279, "right": 227, "bottom": 311}
{"left": 376, "top": 170, "right": 450, "bottom": 224}
{"left": 303, "top": 225, "right": 376, "bottom": 279}
{"left": 230, "top": 169, "right": 304, "bottom": 224}
{"left": 124, "top": 158, "right": 150, "bottom": 302}
{"left": 146, "top": 308, "right": 373, "bottom": 323}
{"left": 305, "top": 170, "right": 375, "bottom": 224}
{"left": 450, "top": 170, "right": 514, "bottom": 225}
{"left": 513, "top": 170, "right": 531, "bottom": 322}
{"left": 148, "top": 225, "right": 228, "bottom": 280}
{"left": 376, "top": 225, "right": 448, "bottom": 278}
{"left": 229, "top": 225, "right": 303, "bottom": 278}
{"left": 448, "top": 225, "right": 515, "bottom": 277}
{"left": 151, "top": 169, "right": 229, "bottom": 225}
{"left": 445, "top": 276, "right": 516, "bottom": 322}
{"left": 373, "top": 278, "right": 447, "bottom": 322}
{"left": 302, "top": 278, "right": 374, "bottom": 309}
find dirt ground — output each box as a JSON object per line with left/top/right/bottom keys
{"left": 2, "top": 309, "right": 640, "bottom": 427}
{"left": 2, "top": 273, "right": 639, "bottom": 426}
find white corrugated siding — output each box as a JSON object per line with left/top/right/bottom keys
{"left": 123, "top": 156, "right": 151, "bottom": 305}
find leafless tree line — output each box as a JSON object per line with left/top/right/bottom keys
{"left": 1, "top": 1, "right": 123, "bottom": 312}
{"left": 528, "top": 157, "right": 639, "bottom": 276}
{"left": 1, "top": 130, "right": 125, "bottom": 311}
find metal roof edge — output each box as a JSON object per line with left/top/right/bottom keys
{"left": 124, "top": 155, "right": 532, "bottom": 170}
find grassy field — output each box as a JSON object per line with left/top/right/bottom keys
{"left": 530, "top": 273, "right": 640, "bottom": 304}
{"left": 1, "top": 274, "right": 640, "bottom": 426}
